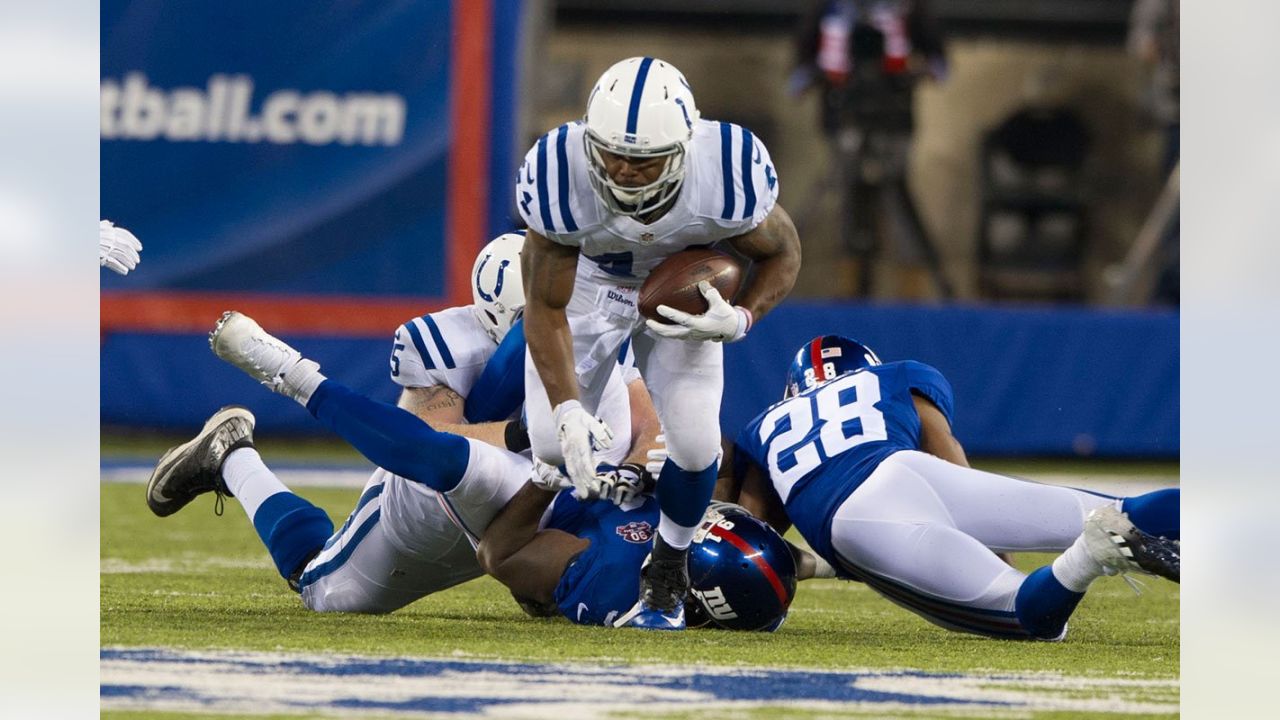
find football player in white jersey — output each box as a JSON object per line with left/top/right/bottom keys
{"left": 144, "top": 234, "right": 642, "bottom": 613}
{"left": 518, "top": 56, "right": 802, "bottom": 629}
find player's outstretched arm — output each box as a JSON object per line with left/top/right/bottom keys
{"left": 476, "top": 480, "right": 589, "bottom": 608}
{"left": 724, "top": 203, "right": 802, "bottom": 324}
{"left": 397, "top": 385, "right": 514, "bottom": 450}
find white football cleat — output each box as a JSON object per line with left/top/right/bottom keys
{"left": 1082, "top": 504, "right": 1180, "bottom": 583}
{"left": 210, "top": 311, "right": 320, "bottom": 402}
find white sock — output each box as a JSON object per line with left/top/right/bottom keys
{"left": 657, "top": 512, "right": 696, "bottom": 550}
{"left": 1051, "top": 534, "right": 1107, "bottom": 593}
{"left": 221, "top": 447, "right": 290, "bottom": 520}
{"left": 283, "top": 359, "right": 325, "bottom": 406}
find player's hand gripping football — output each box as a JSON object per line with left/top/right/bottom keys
{"left": 552, "top": 400, "right": 614, "bottom": 500}
{"left": 646, "top": 281, "right": 751, "bottom": 343}
{"left": 99, "top": 220, "right": 143, "bottom": 275}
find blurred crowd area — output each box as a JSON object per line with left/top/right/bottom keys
{"left": 528, "top": 0, "right": 1178, "bottom": 306}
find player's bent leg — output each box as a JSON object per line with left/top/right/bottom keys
{"left": 296, "top": 473, "right": 477, "bottom": 613}
{"left": 435, "top": 439, "right": 533, "bottom": 546}
{"left": 220, "top": 447, "right": 334, "bottom": 589}
{"left": 833, "top": 459, "right": 1049, "bottom": 639}
{"left": 615, "top": 336, "right": 723, "bottom": 630}
{"left": 889, "top": 451, "right": 1115, "bottom": 552}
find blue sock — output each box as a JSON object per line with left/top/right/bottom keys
{"left": 1122, "top": 488, "right": 1179, "bottom": 540}
{"left": 305, "top": 379, "right": 470, "bottom": 492}
{"left": 1015, "top": 565, "right": 1085, "bottom": 640}
{"left": 656, "top": 459, "right": 717, "bottom": 528}
{"left": 252, "top": 492, "right": 334, "bottom": 581}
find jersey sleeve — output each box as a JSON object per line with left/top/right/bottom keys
{"left": 463, "top": 320, "right": 527, "bottom": 423}
{"left": 732, "top": 415, "right": 770, "bottom": 475}
{"left": 516, "top": 124, "right": 583, "bottom": 246}
{"left": 388, "top": 313, "right": 482, "bottom": 395}
{"left": 705, "top": 122, "right": 780, "bottom": 233}
{"left": 901, "top": 361, "right": 956, "bottom": 427}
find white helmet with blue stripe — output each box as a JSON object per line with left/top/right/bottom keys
{"left": 471, "top": 232, "right": 526, "bottom": 344}
{"left": 583, "top": 56, "right": 700, "bottom": 218}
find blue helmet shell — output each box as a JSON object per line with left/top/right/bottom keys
{"left": 687, "top": 505, "right": 797, "bottom": 632}
{"left": 783, "top": 335, "right": 881, "bottom": 398}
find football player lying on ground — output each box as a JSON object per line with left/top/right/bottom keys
{"left": 146, "top": 309, "right": 645, "bottom": 614}
{"left": 720, "top": 335, "right": 1179, "bottom": 641}
{"left": 148, "top": 311, "right": 804, "bottom": 626}
{"left": 477, "top": 464, "right": 797, "bottom": 629}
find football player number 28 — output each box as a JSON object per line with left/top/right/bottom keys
{"left": 759, "top": 372, "right": 887, "bottom": 495}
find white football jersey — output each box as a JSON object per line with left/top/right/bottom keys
{"left": 516, "top": 119, "right": 779, "bottom": 285}
{"left": 389, "top": 305, "right": 496, "bottom": 398}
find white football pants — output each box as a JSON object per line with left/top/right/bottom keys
{"left": 828, "top": 450, "right": 1114, "bottom": 636}
{"left": 299, "top": 439, "right": 531, "bottom": 613}
{"left": 525, "top": 276, "right": 723, "bottom": 472}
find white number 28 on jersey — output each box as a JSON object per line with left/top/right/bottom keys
{"left": 758, "top": 372, "right": 887, "bottom": 499}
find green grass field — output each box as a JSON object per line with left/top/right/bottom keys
{"left": 101, "top": 453, "right": 1179, "bottom": 719}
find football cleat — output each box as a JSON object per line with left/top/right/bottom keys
{"left": 210, "top": 311, "right": 320, "bottom": 401}
{"left": 614, "top": 534, "right": 689, "bottom": 630}
{"left": 146, "top": 405, "right": 255, "bottom": 517}
{"left": 1083, "top": 505, "right": 1180, "bottom": 583}
{"left": 613, "top": 599, "right": 686, "bottom": 630}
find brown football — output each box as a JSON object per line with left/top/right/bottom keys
{"left": 639, "top": 249, "right": 743, "bottom": 323}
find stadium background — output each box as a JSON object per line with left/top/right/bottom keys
{"left": 100, "top": 0, "right": 1178, "bottom": 460}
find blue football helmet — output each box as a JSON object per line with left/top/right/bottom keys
{"left": 783, "top": 335, "right": 881, "bottom": 399}
{"left": 687, "top": 502, "right": 797, "bottom": 632}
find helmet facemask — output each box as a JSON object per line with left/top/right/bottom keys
{"left": 583, "top": 129, "right": 687, "bottom": 218}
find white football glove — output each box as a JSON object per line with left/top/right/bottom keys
{"left": 99, "top": 220, "right": 142, "bottom": 275}
{"left": 529, "top": 459, "right": 572, "bottom": 493}
{"left": 645, "top": 434, "right": 669, "bottom": 478}
{"left": 553, "top": 400, "right": 615, "bottom": 500}
{"left": 645, "top": 281, "right": 751, "bottom": 342}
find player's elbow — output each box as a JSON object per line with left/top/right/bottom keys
{"left": 475, "top": 539, "right": 504, "bottom": 578}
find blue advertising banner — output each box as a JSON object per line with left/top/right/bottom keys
{"left": 102, "top": 303, "right": 1179, "bottom": 458}
{"left": 101, "top": 0, "right": 523, "bottom": 334}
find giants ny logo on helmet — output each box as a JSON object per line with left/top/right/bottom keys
{"left": 690, "top": 586, "right": 738, "bottom": 621}
{"left": 582, "top": 57, "right": 700, "bottom": 218}
{"left": 471, "top": 232, "right": 526, "bottom": 344}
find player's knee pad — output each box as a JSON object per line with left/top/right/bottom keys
{"left": 663, "top": 426, "right": 721, "bottom": 471}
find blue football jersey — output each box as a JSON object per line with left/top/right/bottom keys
{"left": 548, "top": 492, "right": 658, "bottom": 626}
{"left": 735, "top": 361, "right": 955, "bottom": 567}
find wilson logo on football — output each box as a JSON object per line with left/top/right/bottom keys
{"left": 615, "top": 521, "right": 654, "bottom": 544}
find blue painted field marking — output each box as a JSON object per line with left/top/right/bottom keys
{"left": 99, "top": 647, "right": 1177, "bottom": 717}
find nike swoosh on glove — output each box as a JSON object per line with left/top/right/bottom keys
{"left": 553, "top": 400, "right": 614, "bottom": 500}
{"left": 645, "top": 281, "right": 751, "bottom": 342}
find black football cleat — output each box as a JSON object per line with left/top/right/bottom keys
{"left": 146, "top": 405, "right": 255, "bottom": 517}
{"left": 1083, "top": 505, "right": 1180, "bottom": 583}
